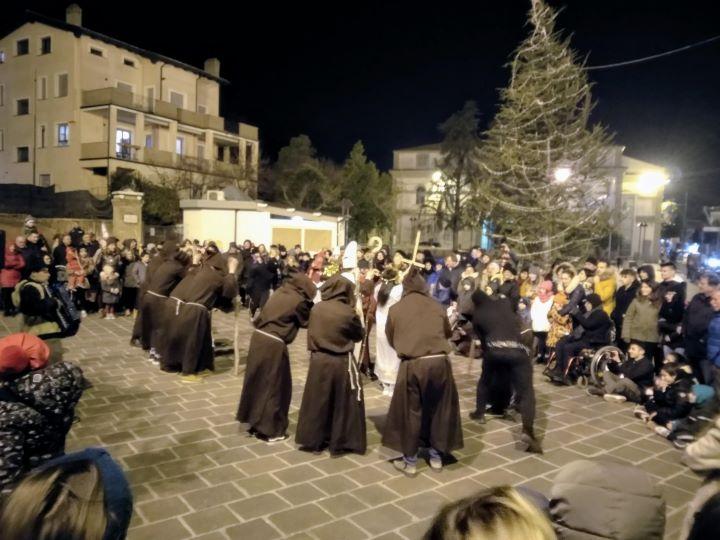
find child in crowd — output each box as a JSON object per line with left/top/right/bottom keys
{"left": 99, "top": 264, "right": 121, "bottom": 320}
{"left": 635, "top": 362, "right": 693, "bottom": 433}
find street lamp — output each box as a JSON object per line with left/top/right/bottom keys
{"left": 432, "top": 170, "right": 443, "bottom": 183}
{"left": 553, "top": 167, "right": 572, "bottom": 183}
{"left": 340, "top": 198, "right": 353, "bottom": 245}
{"left": 636, "top": 171, "right": 669, "bottom": 196}
{"left": 637, "top": 221, "right": 648, "bottom": 260}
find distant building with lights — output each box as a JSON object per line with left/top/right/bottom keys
{"left": 0, "top": 4, "right": 259, "bottom": 199}
{"left": 391, "top": 143, "right": 669, "bottom": 261}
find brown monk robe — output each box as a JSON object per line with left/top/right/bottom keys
{"left": 295, "top": 274, "right": 366, "bottom": 454}
{"left": 136, "top": 250, "right": 191, "bottom": 358}
{"left": 130, "top": 241, "right": 175, "bottom": 347}
{"left": 382, "top": 268, "right": 463, "bottom": 476}
{"left": 236, "top": 269, "right": 316, "bottom": 441}
{"left": 357, "top": 263, "right": 379, "bottom": 379}
{"left": 159, "top": 252, "right": 237, "bottom": 381}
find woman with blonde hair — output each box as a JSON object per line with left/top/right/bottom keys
{"left": 423, "top": 485, "right": 556, "bottom": 540}
{"left": 0, "top": 447, "right": 132, "bottom": 540}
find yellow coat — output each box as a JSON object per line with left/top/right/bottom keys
{"left": 595, "top": 277, "right": 616, "bottom": 316}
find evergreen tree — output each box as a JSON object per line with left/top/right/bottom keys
{"left": 480, "top": 0, "right": 613, "bottom": 262}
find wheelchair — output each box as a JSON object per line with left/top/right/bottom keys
{"left": 544, "top": 345, "right": 626, "bottom": 387}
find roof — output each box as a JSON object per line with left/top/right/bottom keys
{"left": 19, "top": 10, "right": 229, "bottom": 85}
{"left": 180, "top": 199, "right": 342, "bottom": 220}
{"left": 394, "top": 143, "right": 442, "bottom": 152}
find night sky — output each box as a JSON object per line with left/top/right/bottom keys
{"left": 4, "top": 0, "right": 720, "bottom": 211}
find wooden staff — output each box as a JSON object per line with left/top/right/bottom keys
{"left": 233, "top": 295, "right": 242, "bottom": 376}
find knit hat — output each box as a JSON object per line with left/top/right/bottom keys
{"left": 503, "top": 263, "right": 517, "bottom": 275}
{"left": 0, "top": 345, "right": 30, "bottom": 374}
{"left": 586, "top": 293, "right": 602, "bottom": 309}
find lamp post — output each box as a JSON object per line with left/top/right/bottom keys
{"left": 637, "top": 221, "right": 648, "bottom": 261}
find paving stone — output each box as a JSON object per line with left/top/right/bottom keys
{"left": 229, "top": 492, "right": 291, "bottom": 519}
{"left": 352, "top": 484, "right": 398, "bottom": 506}
{"left": 137, "top": 496, "right": 191, "bottom": 523}
{"left": 128, "top": 518, "right": 193, "bottom": 540}
{"left": 182, "top": 482, "right": 244, "bottom": 511}
{"left": 316, "top": 493, "right": 368, "bottom": 518}
{"left": 156, "top": 454, "right": 216, "bottom": 478}
{"left": 313, "top": 474, "right": 362, "bottom": 496}
{"left": 235, "top": 473, "right": 285, "bottom": 496}
{"left": 273, "top": 463, "right": 325, "bottom": 485}
{"left": 268, "top": 503, "right": 334, "bottom": 535}
{"left": 182, "top": 506, "right": 239, "bottom": 535}
{"left": 311, "top": 519, "right": 370, "bottom": 540}
{"left": 277, "top": 482, "right": 326, "bottom": 505}
{"left": 395, "top": 491, "right": 450, "bottom": 519}
{"left": 350, "top": 503, "right": 414, "bottom": 536}
{"left": 225, "top": 518, "right": 282, "bottom": 540}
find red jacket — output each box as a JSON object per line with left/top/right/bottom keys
{"left": 1, "top": 246, "right": 25, "bottom": 288}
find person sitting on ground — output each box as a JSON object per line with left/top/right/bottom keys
{"left": 0, "top": 333, "right": 85, "bottom": 491}
{"left": 587, "top": 341, "right": 655, "bottom": 403}
{"left": 0, "top": 447, "right": 133, "bottom": 540}
{"left": 423, "top": 485, "right": 556, "bottom": 540}
{"left": 636, "top": 362, "right": 693, "bottom": 432}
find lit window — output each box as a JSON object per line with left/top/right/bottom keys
{"left": 0, "top": 51, "right": 5, "bottom": 63}
{"left": 116, "top": 129, "right": 132, "bottom": 159}
{"left": 58, "top": 123, "right": 70, "bottom": 146}
{"left": 176, "top": 137, "right": 184, "bottom": 155}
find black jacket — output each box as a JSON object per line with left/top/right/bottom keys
{"left": 465, "top": 291, "right": 521, "bottom": 349}
{"left": 559, "top": 284, "right": 586, "bottom": 317}
{"left": 571, "top": 307, "right": 611, "bottom": 345}
{"left": 682, "top": 293, "right": 714, "bottom": 357}
{"left": 618, "top": 356, "right": 655, "bottom": 388}
{"left": 612, "top": 281, "right": 639, "bottom": 325}
{"left": 657, "top": 279, "right": 686, "bottom": 325}
{"left": 646, "top": 378, "right": 693, "bottom": 425}
{"left": 498, "top": 280, "right": 520, "bottom": 310}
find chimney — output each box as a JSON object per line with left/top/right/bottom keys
{"left": 204, "top": 58, "right": 220, "bottom": 78}
{"left": 66, "top": 4, "right": 82, "bottom": 26}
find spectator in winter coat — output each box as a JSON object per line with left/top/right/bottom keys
{"left": 638, "top": 264, "right": 657, "bottom": 284}
{"left": 622, "top": 281, "right": 661, "bottom": 369}
{"left": 683, "top": 273, "right": 720, "bottom": 384}
{"left": 1, "top": 237, "right": 26, "bottom": 316}
{"left": 657, "top": 261, "right": 686, "bottom": 351}
{"left": 530, "top": 280, "right": 554, "bottom": 363}
{"left": 558, "top": 269, "right": 586, "bottom": 318}
{"left": 0, "top": 334, "right": 85, "bottom": 491}
{"left": 612, "top": 268, "right": 640, "bottom": 351}
{"left": 640, "top": 362, "right": 693, "bottom": 427}
{"left": 593, "top": 260, "right": 616, "bottom": 316}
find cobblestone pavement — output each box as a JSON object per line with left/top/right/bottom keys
{"left": 0, "top": 311, "right": 701, "bottom": 540}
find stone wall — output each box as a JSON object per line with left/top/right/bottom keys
{"left": 0, "top": 214, "right": 112, "bottom": 244}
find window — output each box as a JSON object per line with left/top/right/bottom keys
{"left": 39, "top": 174, "right": 51, "bottom": 187}
{"left": 145, "top": 87, "right": 155, "bottom": 104}
{"left": 39, "top": 125, "right": 46, "bottom": 148}
{"left": 0, "top": 129, "right": 4, "bottom": 151}
{"left": 0, "top": 51, "right": 5, "bottom": 63}
{"left": 56, "top": 73, "right": 68, "bottom": 97}
{"left": 57, "top": 123, "right": 69, "bottom": 146}
{"left": 245, "top": 142, "right": 254, "bottom": 169}
{"left": 198, "top": 104, "right": 207, "bottom": 114}
{"left": 145, "top": 134, "right": 152, "bottom": 149}
{"left": 116, "top": 129, "right": 132, "bottom": 159}
{"left": 416, "top": 186, "right": 426, "bottom": 205}
{"left": 16, "top": 99, "right": 29, "bottom": 115}
{"left": 0, "top": 84, "right": 4, "bottom": 106}
{"left": 197, "top": 144, "right": 205, "bottom": 159}
{"left": 116, "top": 81, "right": 133, "bottom": 94}
{"left": 40, "top": 37, "right": 52, "bottom": 55}
{"left": 416, "top": 153, "right": 430, "bottom": 168}
{"left": 175, "top": 137, "right": 184, "bottom": 155}
{"left": 90, "top": 47, "right": 104, "bottom": 57}
{"left": 16, "top": 39, "right": 29, "bottom": 56}
{"left": 37, "top": 76, "right": 48, "bottom": 100}
{"left": 169, "top": 91, "right": 184, "bottom": 108}
{"left": 123, "top": 58, "right": 135, "bottom": 67}
{"left": 17, "top": 147, "right": 29, "bottom": 162}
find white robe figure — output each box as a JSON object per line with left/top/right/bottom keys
{"left": 374, "top": 282, "right": 403, "bottom": 396}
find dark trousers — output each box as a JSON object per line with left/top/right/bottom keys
{"left": 476, "top": 348, "right": 535, "bottom": 432}
{"left": 1, "top": 287, "right": 15, "bottom": 315}
{"left": 533, "top": 331, "right": 548, "bottom": 361}
{"left": 554, "top": 337, "right": 591, "bottom": 373}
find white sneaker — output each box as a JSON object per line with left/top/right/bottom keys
{"left": 80, "top": 310, "right": 87, "bottom": 319}
{"left": 654, "top": 426, "right": 671, "bottom": 438}
{"left": 603, "top": 394, "right": 627, "bottom": 403}
{"left": 392, "top": 458, "right": 417, "bottom": 477}
{"left": 267, "top": 434, "right": 289, "bottom": 443}
{"left": 429, "top": 456, "right": 443, "bottom": 471}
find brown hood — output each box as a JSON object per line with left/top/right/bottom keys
{"left": 599, "top": 267, "right": 616, "bottom": 281}
{"left": 205, "top": 253, "right": 228, "bottom": 275}
{"left": 320, "top": 274, "right": 354, "bottom": 304}
{"left": 402, "top": 268, "right": 428, "bottom": 297}
{"left": 286, "top": 268, "right": 317, "bottom": 301}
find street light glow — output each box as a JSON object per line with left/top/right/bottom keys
{"left": 432, "top": 170, "right": 443, "bottom": 182}
{"left": 553, "top": 167, "right": 572, "bottom": 183}
{"left": 636, "top": 171, "right": 669, "bottom": 196}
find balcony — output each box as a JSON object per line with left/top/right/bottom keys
{"left": 82, "top": 88, "right": 229, "bottom": 133}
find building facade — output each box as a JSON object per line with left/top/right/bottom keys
{"left": 391, "top": 142, "right": 668, "bottom": 261}
{"left": 390, "top": 143, "right": 483, "bottom": 251}
{"left": 0, "top": 5, "right": 259, "bottom": 199}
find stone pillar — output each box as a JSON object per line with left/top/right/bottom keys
{"left": 134, "top": 112, "right": 145, "bottom": 162}
{"left": 168, "top": 121, "right": 178, "bottom": 165}
{"left": 108, "top": 105, "right": 118, "bottom": 158}
{"left": 204, "top": 130, "right": 214, "bottom": 160}
{"left": 111, "top": 190, "right": 144, "bottom": 242}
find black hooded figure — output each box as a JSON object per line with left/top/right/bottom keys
{"left": 466, "top": 289, "right": 542, "bottom": 454}
{"left": 295, "top": 274, "right": 366, "bottom": 454}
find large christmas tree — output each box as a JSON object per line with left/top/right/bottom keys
{"left": 480, "top": 0, "right": 613, "bottom": 263}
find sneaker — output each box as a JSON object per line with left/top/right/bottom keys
{"left": 521, "top": 433, "right": 543, "bottom": 454}
{"left": 429, "top": 456, "right": 443, "bottom": 471}
{"left": 633, "top": 406, "right": 650, "bottom": 420}
{"left": 267, "top": 434, "right": 289, "bottom": 443}
{"left": 586, "top": 386, "right": 604, "bottom": 397}
{"left": 469, "top": 410, "right": 486, "bottom": 423}
{"left": 654, "top": 426, "right": 671, "bottom": 438}
{"left": 106, "top": 314, "right": 115, "bottom": 320}
{"left": 80, "top": 310, "right": 88, "bottom": 319}
{"left": 392, "top": 458, "right": 417, "bottom": 477}
{"left": 180, "top": 374, "right": 204, "bottom": 384}
{"left": 603, "top": 394, "right": 627, "bottom": 403}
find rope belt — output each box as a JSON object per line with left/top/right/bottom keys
{"left": 255, "top": 328, "right": 284, "bottom": 344}
{"left": 409, "top": 354, "right": 447, "bottom": 361}
{"left": 347, "top": 352, "right": 362, "bottom": 402}
{"left": 169, "top": 296, "right": 208, "bottom": 316}
{"left": 146, "top": 290, "right": 167, "bottom": 299}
